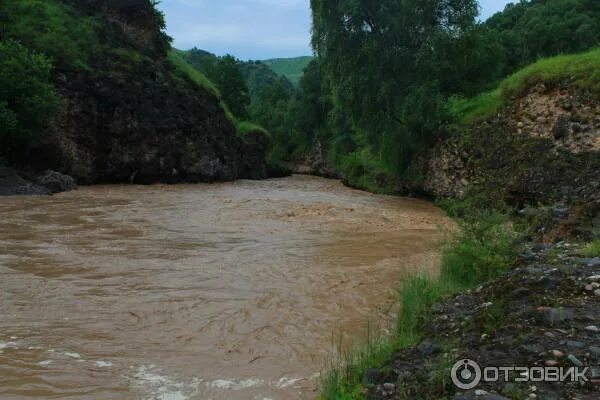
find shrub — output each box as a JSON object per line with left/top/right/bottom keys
{"left": 0, "top": 0, "right": 101, "bottom": 71}
{"left": 0, "top": 40, "right": 58, "bottom": 159}
{"left": 580, "top": 239, "right": 600, "bottom": 257}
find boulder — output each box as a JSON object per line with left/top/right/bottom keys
{"left": 35, "top": 170, "right": 78, "bottom": 194}
{"left": 0, "top": 167, "right": 50, "bottom": 196}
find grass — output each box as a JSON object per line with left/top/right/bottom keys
{"left": 321, "top": 206, "right": 519, "bottom": 399}
{"left": 168, "top": 49, "right": 220, "bottom": 97}
{"left": 236, "top": 121, "right": 270, "bottom": 137}
{"left": 580, "top": 239, "right": 600, "bottom": 257}
{"left": 450, "top": 48, "right": 600, "bottom": 125}
{"left": 262, "top": 56, "right": 313, "bottom": 85}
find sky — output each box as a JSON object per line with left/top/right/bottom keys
{"left": 158, "top": 0, "right": 514, "bottom": 61}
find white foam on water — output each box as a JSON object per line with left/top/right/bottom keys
{"left": 207, "top": 378, "right": 264, "bottom": 390}
{"left": 95, "top": 360, "right": 113, "bottom": 368}
{"left": 133, "top": 365, "right": 201, "bottom": 400}
{"left": 0, "top": 341, "right": 18, "bottom": 350}
{"left": 64, "top": 352, "right": 81, "bottom": 359}
{"left": 276, "top": 376, "right": 302, "bottom": 389}
{"left": 39, "top": 360, "right": 53, "bottom": 366}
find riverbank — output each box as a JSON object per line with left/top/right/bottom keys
{"left": 321, "top": 199, "right": 600, "bottom": 400}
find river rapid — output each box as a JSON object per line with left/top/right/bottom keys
{"left": 0, "top": 176, "right": 451, "bottom": 400}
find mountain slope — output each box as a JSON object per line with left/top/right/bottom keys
{"left": 262, "top": 56, "right": 313, "bottom": 86}
{"left": 0, "top": 0, "right": 268, "bottom": 184}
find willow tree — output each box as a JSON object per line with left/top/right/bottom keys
{"left": 310, "top": 0, "right": 481, "bottom": 172}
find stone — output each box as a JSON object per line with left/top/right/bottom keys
{"left": 511, "top": 287, "right": 531, "bottom": 298}
{"left": 417, "top": 339, "right": 441, "bottom": 355}
{"left": 584, "top": 325, "right": 600, "bottom": 333}
{"left": 363, "top": 368, "right": 382, "bottom": 384}
{"left": 587, "top": 275, "right": 600, "bottom": 282}
{"left": 553, "top": 115, "right": 570, "bottom": 139}
{"left": 383, "top": 382, "right": 395, "bottom": 393}
{"left": 589, "top": 347, "right": 600, "bottom": 358}
{"left": 565, "top": 340, "right": 585, "bottom": 349}
{"left": 595, "top": 289, "right": 600, "bottom": 297}
{"left": 522, "top": 251, "right": 537, "bottom": 262}
{"left": 545, "top": 360, "right": 559, "bottom": 367}
{"left": 552, "top": 207, "right": 570, "bottom": 219}
{"left": 541, "top": 308, "right": 574, "bottom": 324}
{"left": 567, "top": 354, "right": 583, "bottom": 368}
{"left": 585, "top": 258, "right": 600, "bottom": 268}
{"left": 0, "top": 167, "right": 50, "bottom": 196}
{"left": 35, "top": 170, "right": 78, "bottom": 194}
{"left": 551, "top": 350, "right": 565, "bottom": 358}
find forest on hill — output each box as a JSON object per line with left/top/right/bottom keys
{"left": 171, "top": 0, "right": 600, "bottom": 199}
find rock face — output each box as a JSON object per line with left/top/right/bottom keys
{"left": 19, "top": 0, "right": 268, "bottom": 185}
{"left": 292, "top": 141, "right": 340, "bottom": 179}
{"left": 421, "top": 85, "right": 600, "bottom": 208}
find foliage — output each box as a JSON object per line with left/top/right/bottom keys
{"left": 0, "top": 40, "right": 58, "bottom": 160}
{"left": 580, "top": 239, "right": 600, "bottom": 257}
{"left": 310, "top": 0, "right": 481, "bottom": 174}
{"left": 178, "top": 49, "right": 251, "bottom": 119}
{"left": 0, "top": 0, "right": 101, "bottom": 70}
{"left": 249, "top": 77, "right": 295, "bottom": 160}
{"left": 168, "top": 49, "right": 220, "bottom": 97}
{"left": 263, "top": 56, "right": 314, "bottom": 86}
{"left": 209, "top": 55, "right": 251, "bottom": 119}
{"left": 240, "top": 60, "right": 294, "bottom": 101}
{"left": 235, "top": 121, "right": 270, "bottom": 138}
{"left": 484, "top": 0, "right": 600, "bottom": 79}
{"left": 450, "top": 48, "right": 600, "bottom": 125}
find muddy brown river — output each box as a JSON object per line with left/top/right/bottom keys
{"left": 0, "top": 176, "right": 450, "bottom": 400}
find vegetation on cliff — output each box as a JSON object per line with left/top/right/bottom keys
{"left": 0, "top": 40, "right": 58, "bottom": 163}
{"left": 0, "top": 0, "right": 270, "bottom": 182}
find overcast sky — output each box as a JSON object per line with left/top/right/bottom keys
{"left": 158, "top": 0, "right": 514, "bottom": 60}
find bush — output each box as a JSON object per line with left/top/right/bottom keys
{"left": 0, "top": 0, "right": 101, "bottom": 71}
{"left": 0, "top": 40, "right": 58, "bottom": 159}
{"left": 580, "top": 239, "right": 600, "bottom": 257}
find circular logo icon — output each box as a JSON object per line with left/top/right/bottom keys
{"left": 451, "top": 359, "right": 482, "bottom": 390}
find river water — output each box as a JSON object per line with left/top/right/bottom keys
{"left": 0, "top": 176, "right": 450, "bottom": 400}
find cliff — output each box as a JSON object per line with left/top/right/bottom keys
{"left": 0, "top": 0, "right": 269, "bottom": 189}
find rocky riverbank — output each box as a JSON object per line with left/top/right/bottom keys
{"left": 365, "top": 214, "right": 600, "bottom": 400}
{"left": 0, "top": 167, "right": 77, "bottom": 196}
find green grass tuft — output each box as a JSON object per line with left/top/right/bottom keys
{"left": 450, "top": 48, "right": 600, "bottom": 125}
{"left": 167, "top": 49, "right": 220, "bottom": 97}
{"left": 580, "top": 239, "right": 600, "bottom": 258}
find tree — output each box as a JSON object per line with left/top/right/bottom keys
{"left": 207, "top": 55, "right": 251, "bottom": 119}
{"left": 310, "top": 0, "right": 480, "bottom": 172}
{"left": 0, "top": 40, "right": 58, "bottom": 161}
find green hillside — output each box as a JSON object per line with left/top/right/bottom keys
{"left": 262, "top": 56, "right": 313, "bottom": 85}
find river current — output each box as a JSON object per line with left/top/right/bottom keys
{"left": 0, "top": 176, "right": 450, "bottom": 399}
